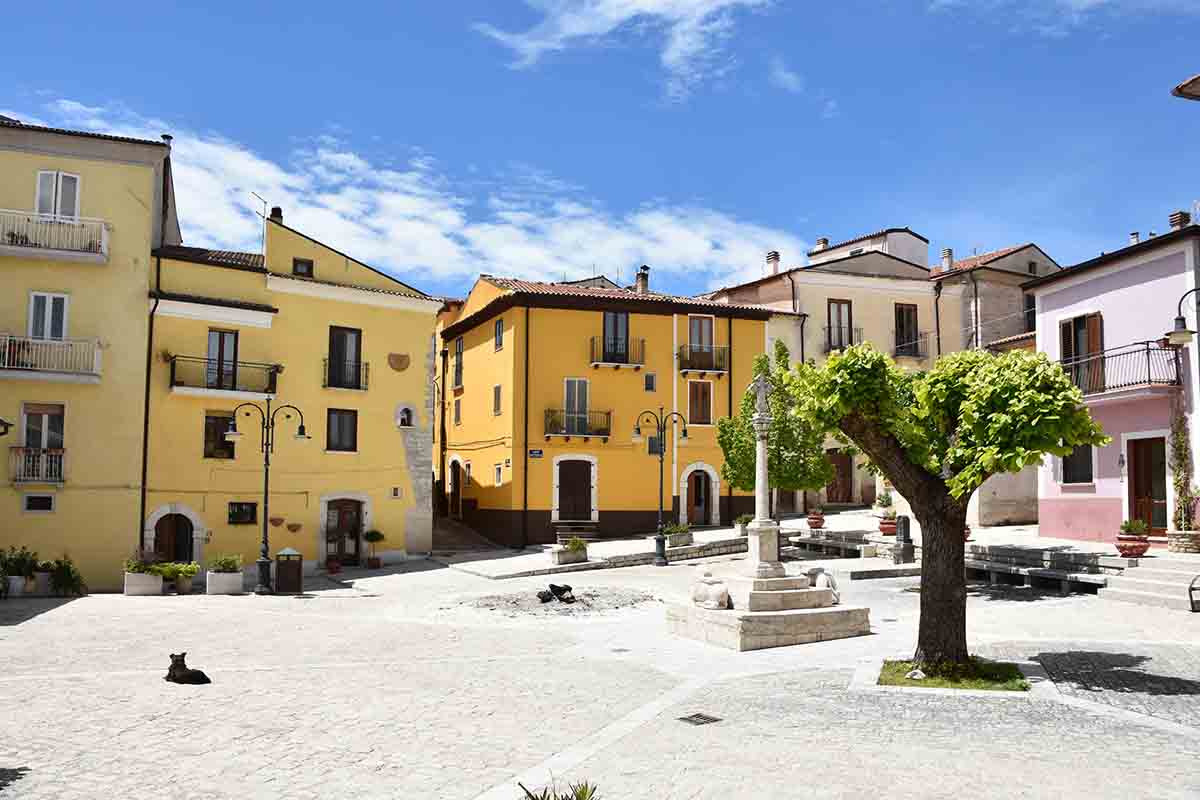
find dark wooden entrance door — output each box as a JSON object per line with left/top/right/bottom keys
{"left": 154, "top": 514, "right": 193, "bottom": 562}
{"left": 1130, "top": 437, "right": 1167, "bottom": 532}
{"left": 559, "top": 460, "right": 592, "bottom": 521}
{"left": 826, "top": 452, "right": 853, "bottom": 503}
{"left": 326, "top": 499, "right": 362, "bottom": 565}
{"left": 688, "top": 471, "right": 710, "bottom": 525}
{"left": 449, "top": 461, "right": 462, "bottom": 519}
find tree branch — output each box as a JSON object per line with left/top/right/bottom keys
{"left": 838, "top": 412, "right": 947, "bottom": 510}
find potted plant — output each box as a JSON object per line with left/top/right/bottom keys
{"left": 734, "top": 513, "right": 753, "bottom": 537}
{"left": 879, "top": 508, "right": 898, "bottom": 536}
{"left": 33, "top": 560, "right": 53, "bottom": 596}
{"left": 663, "top": 523, "right": 693, "bottom": 548}
{"left": 123, "top": 555, "right": 163, "bottom": 596}
{"left": 49, "top": 557, "right": 86, "bottom": 597}
{"left": 550, "top": 536, "right": 589, "bottom": 566}
{"left": 807, "top": 505, "right": 825, "bottom": 530}
{"left": 876, "top": 490, "right": 894, "bottom": 515}
{"left": 1115, "top": 519, "right": 1151, "bottom": 558}
{"left": 2, "top": 547, "right": 38, "bottom": 597}
{"left": 173, "top": 562, "right": 200, "bottom": 594}
{"left": 326, "top": 556, "right": 343, "bottom": 575}
{"left": 363, "top": 530, "right": 386, "bottom": 569}
{"left": 205, "top": 554, "right": 245, "bottom": 595}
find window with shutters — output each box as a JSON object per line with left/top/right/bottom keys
{"left": 28, "top": 292, "right": 68, "bottom": 340}
{"left": 326, "top": 408, "right": 358, "bottom": 452}
{"left": 493, "top": 384, "right": 502, "bottom": 416}
{"left": 1060, "top": 313, "right": 1104, "bottom": 393}
{"left": 1061, "top": 445, "right": 1093, "bottom": 485}
{"left": 36, "top": 171, "right": 80, "bottom": 218}
{"left": 453, "top": 398, "right": 461, "bottom": 426}
{"left": 494, "top": 318, "right": 504, "bottom": 350}
{"left": 453, "top": 336, "right": 464, "bottom": 388}
{"left": 644, "top": 372, "right": 656, "bottom": 392}
{"left": 564, "top": 378, "right": 589, "bottom": 435}
{"left": 688, "top": 380, "right": 712, "bottom": 425}
{"left": 1023, "top": 294, "right": 1037, "bottom": 333}
{"left": 894, "top": 303, "right": 919, "bottom": 356}
{"left": 203, "top": 413, "right": 235, "bottom": 459}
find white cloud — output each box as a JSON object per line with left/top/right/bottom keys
{"left": 26, "top": 99, "right": 803, "bottom": 293}
{"left": 768, "top": 56, "right": 804, "bottom": 93}
{"left": 929, "top": 0, "right": 1199, "bottom": 35}
{"left": 475, "top": 0, "right": 769, "bottom": 101}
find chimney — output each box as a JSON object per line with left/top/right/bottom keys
{"left": 635, "top": 264, "right": 650, "bottom": 294}
{"left": 161, "top": 133, "right": 173, "bottom": 146}
{"left": 1170, "top": 210, "right": 1192, "bottom": 231}
{"left": 941, "top": 247, "right": 954, "bottom": 271}
{"left": 814, "top": 237, "right": 829, "bottom": 252}
{"left": 1149, "top": 230, "right": 1158, "bottom": 238}
{"left": 269, "top": 206, "right": 283, "bottom": 224}
{"left": 1129, "top": 232, "right": 1140, "bottom": 245}
{"left": 766, "top": 250, "right": 781, "bottom": 275}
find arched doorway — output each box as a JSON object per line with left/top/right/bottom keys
{"left": 154, "top": 514, "right": 194, "bottom": 562}
{"left": 449, "top": 460, "right": 462, "bottom": 519}
{"left": 679, "top": 462, "right": 721, "bottom": 526}
{"left": 687, "top": 471, "right": 711, "bottom": 526}
{"left": 325, "top": 498, "right": 362, "bottom": 566}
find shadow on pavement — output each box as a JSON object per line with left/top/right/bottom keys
{"left": 0, "top": 598, "right": 78, "bottom": 626}
{"left": 0, "top": 766, "right": 30, "bottom": 793}
{"left": 1035, "top": 651, "right": 1200, "bottom": 696}
{"left": 965, "top": 582, "right": 1087, "bottom": 603}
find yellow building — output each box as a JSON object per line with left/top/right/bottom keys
{"left": 145, "top": 208, "right": 442, "bottom": 584}
{"left": 433, "top": 268, "right": 774, "bottom": 546}
{"left": 0, "top": 117, "right": 180, "bottom": 589}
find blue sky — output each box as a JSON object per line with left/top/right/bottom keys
{"left": 5, "top": 1, "right": 1199, "bottom": 299}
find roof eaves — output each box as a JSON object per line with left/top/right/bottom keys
{"left": 1023, "top": 226, "right": 1200, "bottom": 290}
{"left": 0, "top": 117, "right": 169, "bottom": 148}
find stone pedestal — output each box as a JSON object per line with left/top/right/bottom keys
{"left": 746, "top": 519, "right": 785, "bottom": 578}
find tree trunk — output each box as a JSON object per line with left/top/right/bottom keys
{"left": 911, "top": 498, "right": 969, "bottom": 665}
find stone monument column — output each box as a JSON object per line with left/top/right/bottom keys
{"left": 746, "top": 373, "right": 785, "bottom": 579}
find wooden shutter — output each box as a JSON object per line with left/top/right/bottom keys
{"left": 690, "top": 382, "right": 711, "bottom": 424}
{"left": 1086, "top": 313, "right": 1104, "bottom": 392}
{"left": 1060, "top": 320, "right": 1074, "bottom": 362}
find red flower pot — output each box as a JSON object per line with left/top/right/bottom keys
{"left": 879, "top": 519, "right": 897, "bottom": 536}
{"left": 807, "top": 513, "right": 825, "bottom": 530}
{"left": 1115, "top": 534, "right": 1150, "bottom": 558}
{"left": 366, "top": 557, "right": 382, "bottom": 569}
{"left": 325, "top": 559, "right": 342, "bottom": 574}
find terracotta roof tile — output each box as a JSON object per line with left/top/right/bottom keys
{"left": 154, "top": 245, "right": 265, "bottom": 271}
{"left": 807, "top": 226, "right": 929, "bottom": 256}
{"left": 931, "top": 244, "right": 1030, "bottom": 277}
{"left": 271, "top": 272, "right": 431, "bottom": 300}
{"left": 482, "top": 276, "right": 768, "bottom": 313}
{"left": 0, "top": 116, "right": 169, "bottom": 148}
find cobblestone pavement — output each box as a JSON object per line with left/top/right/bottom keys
{"left": 1, "top": 559, "right": 1198, "bottom": 799}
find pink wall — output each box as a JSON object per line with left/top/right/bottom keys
{"left": 1038, "top": 497, "right": 1123, "bottom": 541}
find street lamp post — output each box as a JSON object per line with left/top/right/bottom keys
{"left": 632, "top": 406, "right": 688, "bottom": 566}
{"left": 226, "top": 397, "right": 309, "bottom": 594}
{"left": 1166, "top": 287, "right": 1200, "bottom": 347}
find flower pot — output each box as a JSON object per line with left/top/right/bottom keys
{"left": 175, "top": 574, "right": 194, "bottom": 595}
{"left": 269, "top": 517, "right": 285, "bottom": 527}
{"left": 5, "top": 575, "right": 25, "bottom": 597}
{"left": 807, "top": 513, "right": 825, "bottom": 530}
{"left": 34, "top": 571, "right": 52, "bottom": 597}
{"left": 1167, "top": 531, "right": 1200, "bottom": 554}
{"left": 666, "top": 531, "right": 693, "bottom": 548}
{"left": 735, "top": 523, "right": 747, "bottom": 537}
{"left": 366, "top": 556, "right": 382, "bottom": 569}
{"left": 1114, "top": 533, "right": 1151, "bottom": 558}
{"left": 326, "top": 559, "right": 342, "bottom": 575}
{"left": 879, "top": 519, "right": 897, "bottom": 536}
{"left": 23, "top": 576, "right": 37, "bottom": 594}
{"left": 963, "top": 524, "right": 972, "bottom": 542}
{"left": 206, "top": 570, "right": 244, "bottom": 595}
{"left": 123, "top": 572, "right": 163, "bottom": 596}
{"left": 550, "top": 547, "right": 587, "bottom": 565}
{"left": 286, "top": 523, "right": 302, "bottom": 533}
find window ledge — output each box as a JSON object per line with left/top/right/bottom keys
{"left": 324, "top": 449, "right": 359, "bottom": 455}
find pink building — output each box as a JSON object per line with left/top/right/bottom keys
{"left": 1025, "top": 211, "right": 1200, "bottom": 541}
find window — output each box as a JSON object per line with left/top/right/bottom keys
{"left": 648, "top": 435, "right": 663, "bottom": 455}
{"left": 493, "top": 384, "right": 502, "bottom": 416}
{"left": 326, "top": 409, "right": 358, "bottom": 452}
{"left": 22, "top": 404, "right": 65, "bottom": 480}
{"left": 206, "top": 329, "right": 239, "bottom": 390}
{"left": 453, "top": 336, "right": 464, "bottom": 387}
{"left": 564, "top": 378, "right": 589, "bottom": 435}
{"left": 494, "top": 464, "right": 503, "bottom": 486}
{"left": 689, "top": 315, "right": 714, "bottom": 348}
{"left": 397, "top": 406, "right": 414, "bottom": 428}
{"left": 36, "top": 170, "right": 80, "bottom": 218}
{"left": 23, "top": 494, "right": 54, "bottom": 513}
{"left": 1023, "top": 294, "right": 1037, "bottom": 333}
{"left": 328, "top": 326, "right": 363, "bottom": 389}
{"left": 228, "top": 502, "right": 257, "bottom": 524}
{"left": 203, "top": 413, "right": 235, "bottom": 459}
{"left": 465, "top": 462, "right": 472, "bottom": 483}
{"left": 28, "top": 292, "right": 68, "bottom": 340}
{"left": 494, "top": 319, "right": 504, "bottom": 350}
{"left": 644, "top": 372, "right": 657, "bottom": 392}
{"left": 827, "top": 300, "right": 853, "bottom": 350}
{"left": 293, "top": 258, "right": 314, "bottom": 278}
{"left": 1027, "top": 261, "right": 1037, "bottom": 276}
{"left": 848, "top": 247, "right": 864, "bottom": 256}
{"left": 1060, "top": 313, "right": 1104, "bottom": 392}
{"left": 603, "top": 311, "right": 630, "bottom": 363}
{"left": 894, "top": 303, "right": 919, "bottom": 356}
{"left": 453, "top": 398, "right": 461, "bottom": 425}
{"left": 688, "top": 380, "right": 713, "bottom": 425}
{"left": 1061, "top": 445, "right": 1093, "bottom": 484}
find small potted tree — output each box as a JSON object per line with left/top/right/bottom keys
{"left": 123, "top": 554, "right": 163, "bottom": 596}
{"left": 363, "top": 530, "right": 385, "bottom": 569}
{"left": 0, "top": 547, "right": 32, "bottom": 597}
{"left": 663, "top": 523, "right": 693, "bottom": 548}
{"left": 734, "top": 514, "right": 753, "bottom": 537}
{"left": 550, "top": 536, "right": 588, "bottom": 566}
{"left": 807, "top": 505, "right": 825, "bottom": 531}
{"left": 174, "top": 562, "right": 200, "bottom": 594}
{"left": 205, "top": 554, "right": 245, "bottom": 595}
{"left": 50, "top": 556, "right": 86, "bottom": 597}
{"left": 876, "top": 490, "right": 893, "bottom": 516}
{"left": 1115, "top": 519, "right": 1151, "bottom": 558}
{"left": 878, "top": 508, "right": 898, "bottom": 536}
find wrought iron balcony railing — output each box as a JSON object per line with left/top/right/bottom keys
{"left": 0, "top": 334, "right": 101, "bottom": 376}
{"left": 169, "top": 355, "right": 280, "bottom": 394}
{"left": 324, "top": 359, "right": 369, "bottom": 390}
{"left": 678, "top": 344, "right": 729, "bottom": 372}
{"left": 590, "top": 336, "right": 645, "bottom": 367}
{"left": 892, "top": 330, "right": 930, "bottom": 359}
{"left": 0, "top": 210, "right": 109, "bottom": 259}
{"left": 10, "top": 447, "right": 66, "bottom": 483}
{"left": 544, "top": 409, "right": 613, "bottom": 439}
{"left": 822, "top": 326, "right": 863, "bottom": 354}
{"left": 1060, "top": 342, "right": 1180, "bottom": 396}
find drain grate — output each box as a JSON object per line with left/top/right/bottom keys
{"left": 678, "top": 713, "right": 721, "bottom": 726}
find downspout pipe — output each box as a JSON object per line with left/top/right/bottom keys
{"left": 138, "top": 256, "right": 162, "bottom": 553}
{"left": 933, "top": 280, "right": 943, "bottom": 356}
{"left": 521, "top": 305, "right": 530, "bottom": 550}
{"left": 438, "top": 346, "right": 448, "bottom": 519}
{"left": 784, "top": 271, "right": 805, "bottom": 362}
{"left": 726, "top": 315, "right": 733, "bottom": 525}
{"left": 970, "top": 270, "right": 981, "bottom": 349}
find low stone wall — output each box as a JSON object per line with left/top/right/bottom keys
{"left": 604, "top": 537, "right": 748, "bottom": 568}
{"left": 1167, "top": 531, "right": 1200, "bottom": 554}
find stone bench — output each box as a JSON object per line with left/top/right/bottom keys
{"left": 788, "top": 534, "right": 877, "bottom": 559}
{"left": 965, "top": 558, "right": 1108, "bottom": 596}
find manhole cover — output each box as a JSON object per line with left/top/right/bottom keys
{"left": 610, "top": 647, "right": 631, "bottom": 653}
{"left": 678, "top": 713, "right": 721, "bottom": 726}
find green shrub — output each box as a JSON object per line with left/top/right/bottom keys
{"left": 36, "top": 560, "right": 54, "bottom": 573}
{"left": 878, "top": 491, "right": 893, "bottom": 508}
{"left": 176, "top": 562, "right": 200, "bottom": 578}
{"left": 208, "top": 554, "right": 243, "bottom": 573}
{"left": 564, "top": 536, "right": 588, "bottom": 553}
{"left": 662, "top": 523, "right": 690, "bottom": 536}
{"left": 1, "top": 546, "right": 39, "bottom": 578}
{"left": 363, "top": 530, "right": 385, "bottom": 543}
{"left": 123, "top": 556, "right": 152, "bottom": 574}
{"left": 520, "top": 781, "right": 599, "bottom": 800}
{"left": 734, "top": 514, "right": 753, "bottom": 525}
{"left": 1119, "top": 519, "right": 1149, "bottom": 535}
{"left": 882, "top": 508, "right": 897, "bottom": 520}
{"left": 50, "top": 557, "right": 86, "bottom": 597}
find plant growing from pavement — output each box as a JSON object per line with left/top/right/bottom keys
{"left": 786, "top": 344, "right": 1107, "bottom": 666}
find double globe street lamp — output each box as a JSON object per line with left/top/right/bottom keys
{"left": 632, "top": 406, "right": 688, "bottom": 567}
{"left": 226, "top": 398, "right": 310, "bottom": 594}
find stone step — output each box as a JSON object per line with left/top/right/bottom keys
{"left": 745, "top": 587, "right": 834, "bottom": 612}
{"left": 1096, "top": 587, "right": 1195, "bottom": 611}
{"left": 1124, "top": 566, "right": 1200, "bottom": 582}
{"left": 1104, "top": 575, "right": 1196, "bottom": 594}
{"left": 1132, "top": 556, "right": 1200, "bottom": 573}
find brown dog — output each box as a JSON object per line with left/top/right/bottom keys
{"left": 164, "top": 652, "right": 211, "bottom": 685}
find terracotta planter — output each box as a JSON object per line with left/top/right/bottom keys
{"left": 879, "top": 518, "right": 897, "bottom": 536}
{"left": 1167, "top": 531, "right": 1200, "bottom": 554}
{"left": 175, "top": 574, "right": 194, "bottom": 595}
{"left": 366, "top": 556, "right": 383, "bottom": 569}
{"left": 269, "top": 517, "right": 285, "bottom": 527}
{"left": 326, "top": 559, "right": 343, "bottom": 575}
{"left": 807, "top": 513, "right": 825, "bottom": 530}
{"left": 287, "top": 523, "right": 302, "bottom": 533}
{"left": 1115, "top": 533, "right": 1151, "bottom": 558}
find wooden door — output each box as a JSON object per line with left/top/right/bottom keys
{"left": 449, "top": 462, "right": 462, "bottom": 519}
{"left": 1130, "top": 438, "right": 1167, "bottom": 532}
{"left": 689, "top": 316, "right": 714, "bottom": 369}
{"left": 826, "top": 452, "right": 853, "bottom": 503}
{"left": 154, "top": 514, "right": 193, "bottom": 562}
{"left": 688, "top": 471, "right": 709, "bottom": 525}
{"left": 559, "top": 460, "right": 592, "bottom": 521}
{"left": 326, "top": 499, "right": 362, "bottom": 565}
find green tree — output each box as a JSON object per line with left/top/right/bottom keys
{"left": 788, "top": 344, "right": 1108, "bottom": 665}
{"left": 717, "top": 340, "right": 834, "bottom": 501}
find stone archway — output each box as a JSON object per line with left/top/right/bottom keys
{"left": 144, "top": 503, "right": 209, "bottom": 564}
{"left": 318, "top": 492, "right": 373, "bottom": 570}
{"left": 679, "top": 462, "right": 721, "bottom": 526}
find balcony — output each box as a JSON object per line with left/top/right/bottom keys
{"left": 590, "top": 336, "right": 645, "bottom": 369}
{"left": 10, "top": 447, "right": 66, "bottom": 483}
{"left": 1060, "top": 342, "right": 1180, "bottom": 398}
{"left": 169, "top": 355, "right": 280, "bottom": 398}
{"left": 0, "top": 210, "right": 109, "bottom": 264}
{"left": 544, "top": 409, "right": 612, "bottom": 442}
{"left": 0, "top": 334, "right": 101, "bottom": 382}
{"left": 678, "top": 344, "right": 729, "bottom": 375}
{"left": 324, "top": 359, "right": 369, "bottom": 390}
{"left": 822, "top": 326, "right": 863, "bottom": 354}
{"left": 893, "top": 331, "right": 930, "bottom": 359}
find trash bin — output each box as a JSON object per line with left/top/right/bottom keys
{"left": 275, "top": 547, "right": 303, "bottom": 593}
{"left": 893, "top": 516, "right": 915, "bottom": 565}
